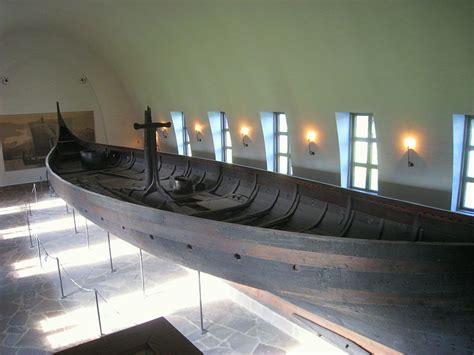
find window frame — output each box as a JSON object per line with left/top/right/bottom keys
{"left": 221, "top": 112, "right": 232, "bottom": 163}
{"left": 274, "top": 112, "right": 291, "bottom": 175}
{"left": 349, "top": 113, "right": 378, "bottom": 192}
{"left": 182, "top": 113, "right": 192, "bottom": 157}
{"left": 459, "top": 116, "right": 474, "bottom": 211}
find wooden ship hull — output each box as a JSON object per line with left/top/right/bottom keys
{"left": 47, "top": 105, "right": 474, "bottom": 355}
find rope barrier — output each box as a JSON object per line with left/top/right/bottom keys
{"left": 35, "top": 235, "right": 135, "bottom": 328}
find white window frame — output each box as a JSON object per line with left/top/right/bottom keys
{"left": 171, "top": 111, "right": 192, "bottom": 157}
{"left": 459, "top": 116, "right": 474, "bottom": 211}
{"left": 349, "top": 113, "right": 378, "bottom": 192}
{"left": 274, "top": 113, "right": 291, "bottom": 175}
{"left": 221, "top": 113, "right": 232, "bottom": 163}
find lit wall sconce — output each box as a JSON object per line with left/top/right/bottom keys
{"left": 195, "top": 124, "right": 203, "bottom": 142}
{"left": 1, "top": 76, "right": 9, "bottom": 85}
{"left": 404, "top": 136, "right": 416, "bottom": 167}
{"left": 241, "top": 127, "right": 249, "bottom": 147}
{"left": 307, "top": 131, "right": 317, "bottom": 156}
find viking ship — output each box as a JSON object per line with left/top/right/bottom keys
{"left": 47, "top": 103, "right": 474, "bottom": 355}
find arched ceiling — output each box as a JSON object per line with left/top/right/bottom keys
{"left": 1, "top": 0, "right": 473, "bottom": 207}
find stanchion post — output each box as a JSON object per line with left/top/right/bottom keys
{"left": 32, "top": 183, "right": 38, "bottom": 203}
{"left": 107, "top": 232, "right": 115, "bottom": 272}
{"left": 139, "top": 249, "right": 145, "bottom": 295}
{"left": 198, "top": 271, "right": 207, "bottom": 334}
{"left": 94, "top": 289, "right": 104, "bottom": 336}
{"left": 36, "top": 237, "right": 42, "bottom": 268}
{"left": 85, "top": 218, "right": 90, "bottom": 248}
{"left": 56, "top": 258, "right": 65, "bottom": 299}
{"left": 25, "top": 207, "right": 34, "bottom": 248}
{"left": 28, "top": 201, "right": 32, "bottom": 216}
{"left": 72, "top": 209, "right": 78, "bottom": 234}
{"left": 66, "top": 203, "right": 69, "bottom": 214}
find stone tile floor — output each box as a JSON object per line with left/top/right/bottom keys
{"left": 0, "top": 187, "right": 341, "bottom": 354}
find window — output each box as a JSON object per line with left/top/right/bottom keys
{"left": 350, "top": 114, "right": 378, "bottom": 192}
{"left": 170, "top": 112, "right": 192, "bottom": 157}
{"left": 460, "top": 116, "right": 474, "bottom": 210}
{"left": 222, "top": 113, "right": 232, "bottom": 163}
{"left": 208, "top": 112, "right": 232, "bottom": 163}
{"left": 275, "top": 113, "right": 291, "bottom": 174}
{"left": 260, "top": 112, "right": 292, "bottom": 174}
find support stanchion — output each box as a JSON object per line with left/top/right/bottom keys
{"left": 66, "top": 203, "right": 69, "bottom": 214}
{"left": 36, "top": 237, "right": 42, "bottom": 268}
{"left": 32, "top": 183, "right": 38, "bottom": 203}
{"left": 139, "top": 249, "right": 145, "bottom": 295}
{"left": 25, "top": 207, "right": 34, "bottom": 248}
{"left": 72, "top": 209, "right": 78, "bottom": 234}
{"left": 94, "top": 289, "right": 104, "bottom": 336}
{"left": 28, "top": 201, "right": 32, "bottom": 216}
{"left": 198, "top": 271, "right": 207, "bottom": 334}
{"left": 56, "top": 257, "right": 66, "bottom": 299}
{"left": 107, "top": 232, "right": 115, "bottom": 272}
{"left": 85, "top": 218, "right": 90, "bottom": 248}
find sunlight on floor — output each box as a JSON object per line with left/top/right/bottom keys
{"left": 286, "top": 330, "right": 346, "bottom": 355}
{"left": 0, "top": 198, "right": 66, "bottom": 216}
{"left": 0, "top": 214, "right": 83, "bottom": 240}
{"left": 12, "top": 238, "right": 138, "bottom": 278}
{"left": 39, "top": 269, "right": 231, "bottom": 350}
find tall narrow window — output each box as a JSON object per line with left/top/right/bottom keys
{"left": 275, "top": 113, "right": 291, "bottom": 175}
{"left": 221, "top": 114, "right": 232, "bottom": 163}
{"left": 171, "top": 112, "right": 192, "bottom": 157}
{"left": 460, "top": 116, "right": 474, "bottom": 210}
{"left": 260, "top": 112, "right": 292, "bottom": 174}
{"left": 208, "top": 112, "right": 232, "bottom": 163}
{"left": 350, "top": 114, "right": 378, "bottom": 192}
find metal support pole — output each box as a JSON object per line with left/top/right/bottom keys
{"left": 198, "top": 271, "right": 207, "bottom": 334}
{"left": 25, "top": 208, "right": 34, "bottom": 248}
{"left": 36, "top": 237, "right": 42, "bottom": 268}
{"left": 94, "top": 289, "right": 104, "bottom": 336}
{"left": 107, "top": 232, "right": 115, "bottom": 272}
{"left": 66, "top": 203, "right": 69, "bottom": 214}
{"left": 56, "top": 258, "right": 65, "bottom": 299}
{"left": 28, "top": 201, "right": 32, "bottom": 216}
{"left": 32, "top": 183, "right": 38, "bottom": 203}
{"left": 85, "top": 218, "right": 90, "bottom": 248}
{"left": 72, "top": 209, "right": 78, "bottom": 234}
{"left": 139, "top": 249, "right": 145, "bottom": 295}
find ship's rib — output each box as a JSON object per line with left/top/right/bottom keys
{"left": 257, "top": 189, "right": 301, "bottom": 228}
{"left": 299, "top": 202, "right": 329, "bottom": 233}
{"left": 224, "top": 190, "right": 280, "bottom": 223}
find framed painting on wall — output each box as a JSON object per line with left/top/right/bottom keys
{"left": 0, "top": 111, "right": 94, "bottom": 171}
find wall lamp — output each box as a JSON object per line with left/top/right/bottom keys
{"left": 195, "top": 124, "right": 203, "bottom": 142}
{"left": 307, "top": 131, "right": 317, "bottom": 156}
{"left": 404, "top": 136, "right": 416, "bottom": 167}
{"left": 241, "top": 127, "right": 249, "bottom": 147}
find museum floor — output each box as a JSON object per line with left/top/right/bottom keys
{"left": 0, "top": 185, "right": 342, "bottom": 354}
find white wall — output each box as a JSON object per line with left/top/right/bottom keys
{"left": 0, "top": 31, "right": 138, "bottom": 187}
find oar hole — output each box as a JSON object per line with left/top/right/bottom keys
{"left": 234, "top": 253, "right": 241, "bottom": 260}
{"left": 187, "top": 244, "right": 193, "bottom": 250}
{"left": 292, "top": 264, "right": 300, "bottom": 272}
{"left": 121, "top": 226, "right": 125, "bottom": 230}
{"left": 149, "top": 234, "right": 155, "bottom": 240}
{"left": 100, "top": 217, "right": 104, "bottom": 221}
